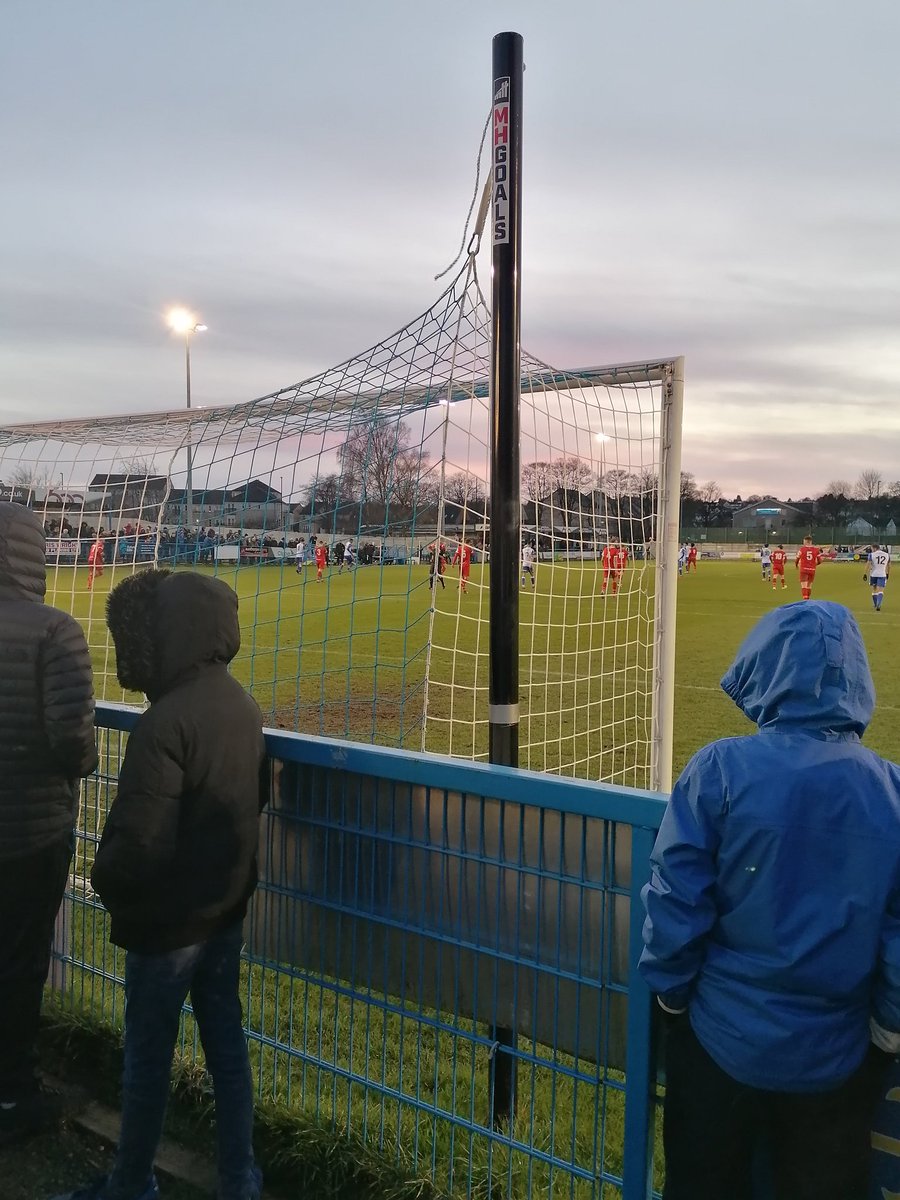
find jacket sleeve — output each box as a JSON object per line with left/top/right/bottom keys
{"left": 40, "top": 613, "right": 99, "bottom": 778}
{"left": 90, "top": 713, "right": 184, "bottom": 914}
{"left": 638, "top": 747, "right": 723, "bottom": 1009}
{"left": 871, "top": 882, "right": 900, "bottom": 1041}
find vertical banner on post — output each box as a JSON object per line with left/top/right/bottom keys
{"left": 489, "top": 29, "right": 523, "bottom": 1127}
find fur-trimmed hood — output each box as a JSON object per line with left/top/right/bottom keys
{"left": 106, "top": 569, "right": 240, "bottom": 700}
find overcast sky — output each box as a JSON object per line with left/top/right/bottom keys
{"left": 2, "top": 0, "right": 898, "bottom": 499}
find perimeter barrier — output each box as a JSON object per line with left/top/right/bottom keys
{"left": 52, "top": 701, "right": 667, "bottom": 1199}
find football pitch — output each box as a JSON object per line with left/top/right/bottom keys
{"left": 56, "top": 557, "right": 900, "bottom": 784}
{"left": 671, "top": 558, "right": 900, "bottom": 776}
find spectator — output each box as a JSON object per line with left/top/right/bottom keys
{"left": 55, "top": 570, "right": 266, "bottom": 1200}
{"left": 0, "top": 503, "right": 97, "bottom": 1144}
{"left": 640, "top": 601, "right": 900, "bottom": 1200}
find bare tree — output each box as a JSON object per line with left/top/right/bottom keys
{"left": 304, "top": 473, "right": 342, "bottom": 515}
{"left": 680, "top": 472, "right": 698, "bottom": 503}
{"left": 338, "top": 420, "right": 418, "bottom": 507}
{"left": 3, "top": 465, "right": 52, "bottom": 501}
{"left": 444, "top": 472, "right": 485, "bottom": 506}
{"left": 602, "top": 468, "right": 633, "bottom": 500}
{"left": 635, "top": 468, "right": 658, "bottom": 496}
{"left": 696, "top": 480, "right": 723, "bottom": 526}
{"left": 551, "top": 456, "right": 595, "bottom": 494}
{"left": 521, "top": 461, "right": 555, "bottom": 501}
{"left": 855, "top": 470, "right": 884, "bottom": 503}
{"left": 393, "top": 448, "right": 433, "bottom": 510}
{"left": 826, "top": 479, "right": 853, "bottom": 498}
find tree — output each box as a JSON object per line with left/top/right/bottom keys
{"left": 304, "top": 473, "right": 342, "bottom": 516}
{"left": 678, "top": 472, "right": 700, "bottom": 526}
{"left": 855, "top": 469, "right": 884, "bottom": 502}
{"left": 602, "top": 469, "right": 632, "bottom": 500}
{"left": 338, "top": 420, "right": 427, "bottom": 508}
{"left": 444, "top": 472, "right": 485, "bottom": 507}
{"left": 393, "top": 448, "right": 434, "bottom": 510}
{"left": 551, "top": 457, "right": 596, "bottom": 494}
{"left": 696, "top": 480, "right": 723, "bottom": 527}
{"left": 814, "top": 490, "right": 852, "bottom": 526}
{"left": 521, "top": 461, "right": 555, "bottom": 501}
{"left": 826, "top": 479, "right": 853, "bottom": 499}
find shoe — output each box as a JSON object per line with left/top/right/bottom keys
{"left": 0, "top": 1087, "right": 63, "bottom": 1146}
{"left": 50, "top": 1173, "right": 160, "bottom": 1200}
{"left": 247, "top": 1163, "right": 264, "bottom": 1200}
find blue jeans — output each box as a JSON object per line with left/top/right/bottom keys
{"left": 107, "top": 922, "right": 258, "bottom": 1200}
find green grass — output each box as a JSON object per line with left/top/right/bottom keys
{"left": 50, "top": 557, "right": 900, "bottom": 784}
{"left": 671, "top": 559, "right": 900, "bottom": 774}
{"left": 47, "top": 558, "right": 900, "bottom": 1198}
{"left": 56, "top": 559, "right": 655, "bottom": 786}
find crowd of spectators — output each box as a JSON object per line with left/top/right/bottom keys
{"left": 40, "top": 522, "right": 396, "bottom": 568}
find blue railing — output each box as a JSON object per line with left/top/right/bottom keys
{"left": 54, "top": 701, "right": 668, "bottom": 1198}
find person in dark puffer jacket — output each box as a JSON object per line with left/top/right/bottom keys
{"left": 0, "top": 501, "right": 97, "bottom": 1144}
{"left": 55, "top": 569, "right": 266, "bottom": 1200}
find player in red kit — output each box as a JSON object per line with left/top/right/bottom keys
{"left": 87, "top": 536, "right": 105, "bottom": 591}
{"left": 602, "top": 541, "right": 627, "bottom": 594}
{"left": 687, "top": 543, "right": 698, "bottom": 573}
{"left": 612, "top": 542, "right": 629, "bottom": 590}
{"left": 601, "top": 542, "right": 615, "bottom": 593}
{"left": 795, "top": 535, "right": 823, "bottom": 600}
{"left": 452, "top": 539, "right": 472, "bottom": 593}
{"left": 314, "top": 539, "right": 327, "bottom": 582}
{"left": 770, "top": 544, "right": 788, "bottom": 591}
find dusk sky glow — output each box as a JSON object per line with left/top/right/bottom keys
{"left": 2, "top": 0, "right": 898, "bottom": 498}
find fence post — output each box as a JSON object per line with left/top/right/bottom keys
{"left": 622, "top": 824, "right": 658, "bottom": 1198}
{"left": 49, "top": 881, "right": 72, "bottom": 994}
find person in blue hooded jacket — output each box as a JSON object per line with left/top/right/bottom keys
{"left": 640, "top": 600, "right": 900, "bottom": 1200}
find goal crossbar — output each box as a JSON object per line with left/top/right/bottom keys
{"left": 0, "top": 360, "right": 678, "bottom": 449}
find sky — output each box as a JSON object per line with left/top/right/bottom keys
{"left": 2, "top": 0, "right": 899, "bottom": 499}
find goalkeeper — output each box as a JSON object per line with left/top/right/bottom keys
{"left": 640, "top": 601, "right": 900, "bottom": 1199}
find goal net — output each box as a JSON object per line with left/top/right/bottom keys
{"left": 0, "top": 261, "right": 681, "bottom": 789}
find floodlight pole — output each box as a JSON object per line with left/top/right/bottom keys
{"left": 185, "top": 332, "right": 194, "bottom": 529}
{"left": 488, "top": 28, "right": 523, "bottom": 1128}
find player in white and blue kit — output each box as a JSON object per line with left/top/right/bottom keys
{"left": 521, "top": 542, "right": 536, "bottom": 588}
{"left": 760, "top": 545, "right": 772, "bottom": 582}
{"left": 867, "top": 545, "right": 891, "bottom": 611}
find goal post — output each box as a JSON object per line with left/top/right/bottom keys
{"left": 0, "top": 295, "right": 683, "bottom": 794}
{"left": 651, "top": 355, "right": 684, "bottom": 793}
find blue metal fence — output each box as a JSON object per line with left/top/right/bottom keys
{"left": 53, "top": 701, "right": 667, "bottom": 1198}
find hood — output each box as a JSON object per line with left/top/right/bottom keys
{"left": 721, "top": 600, "right": 874, "bottom": 736}
{"left": 0, "top": 502, "right": 46, "bottom": 603}
{"left": 107, "top": 569, "right": 240, "bottom": 699}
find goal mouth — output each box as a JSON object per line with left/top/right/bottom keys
{"left": 0, "top": 261, "right": 681, "bottom": 789}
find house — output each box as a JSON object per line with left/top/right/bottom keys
{"left": 88, "top": 473, "right": 170, "bottom": 524}
{"left": 164, "top": 480, "right": 287, "bottom": 529}
{"left": 731, "top": 498, "right": 810, "bottom": 534}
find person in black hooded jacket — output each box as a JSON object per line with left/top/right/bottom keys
{"left": 0, "top": 501, "right": 97, "bottom": 1145}
{"left": 56, "top": 569, "right": 266, "bottom": 1200}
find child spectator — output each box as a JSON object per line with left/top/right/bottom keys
{"left": 640, "top": 601, "right": 900, "bottom": 1199}
{"left": 56, "top": 570, "right": 266, "bottom": 1200}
